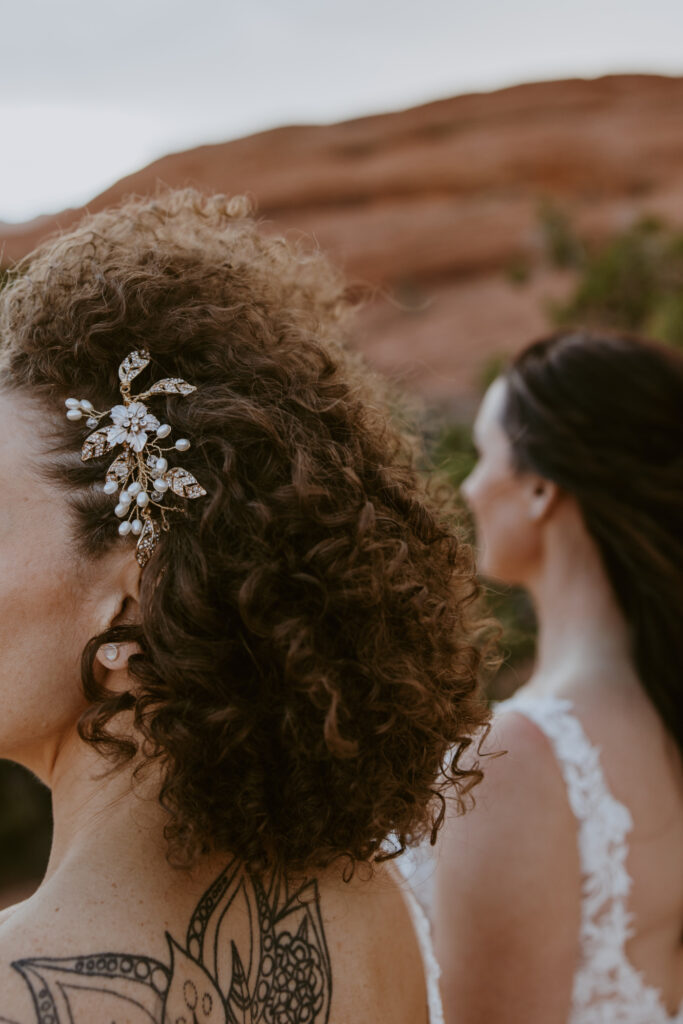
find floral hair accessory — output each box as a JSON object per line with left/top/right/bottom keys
{"left": 64, "top": 349, "right": 206, "bottom": 567}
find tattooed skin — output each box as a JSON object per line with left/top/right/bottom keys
{"left": 3, "top": 859, "right": 332, "bottom": 1024}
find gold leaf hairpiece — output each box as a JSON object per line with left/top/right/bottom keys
{"left": 65, "top": 349, "right": 206, "bottom": 567}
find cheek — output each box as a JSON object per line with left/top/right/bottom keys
{"left": 0, "top": 532, "right": 91, "bottom": 761}
{"left": 464, "top": 468, "right": 540, "bottom": 583}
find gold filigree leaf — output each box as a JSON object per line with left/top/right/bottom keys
{"left": 162, "top": 937, "right": 227, "bottom": 1024}
{"left": 135, "top": 517, "right": 161, "bottom": 568}
{"left": 167, "top": 467, "right": 207, "bottom": 499}
{"left": 105, "top": 452, "right": 132, "bottom": 484}
{"left": 81, "top": 428, "right": 116, "bottom": 461}
{"left": 118, "top": 349, "right": 151, "bottom": 385}
{"left": 141, "top": 378, "right": 196, "bottom": 397}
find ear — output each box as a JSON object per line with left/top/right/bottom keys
{"left": 526, "top": 475, "right": 559, "bottom": 523}
{"left": 93, "top": 553, "right": 143, "bottom": 682}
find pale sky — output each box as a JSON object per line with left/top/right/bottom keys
{"left": 1, "top": 0, "right": 682, "bottom": 223}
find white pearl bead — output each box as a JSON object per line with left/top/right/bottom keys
{"left": 175, "top": 438, "right": 190, "bottom": 451}
{"left": 114, "top": 503, "right": 128, "bottom": 517}
{"left": 65, "top": 397, "right": 80, "bottom": 409}
{"left": 156, "top": 424, "right": 171, "bottom": 438}
{"left": 103, "top": 480, "right": 118, "bottom": 495}
{"left": 131, "top": 519, "right": 143, "bottom": 535}
{"left": 66, "top": 409, "right": 83, "bottom": 421}
{"left": 136, "top": 491, "right": 149, "bottom": 507}
{"left": 80, "top": 399, "right": 94, "bottom": 412}
{"left": 118, "top": 520, "right": 132, "bottom": 536}
{"left": 155, "top": 457, "right": 168, "bottom": 473}
{"left": 153, "top": 478, "right": 169, "bottom": 492}
{"left": 119, "top": 489, "right": 132, "bottom": 504}
{"left": 127, "top": 481, "right": 142, "bottom": 496}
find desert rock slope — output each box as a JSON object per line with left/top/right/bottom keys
{"left": 3, "top": 74, "right": 683, "bottom": 408}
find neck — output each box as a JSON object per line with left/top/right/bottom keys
{"left": 14, "top": 725, "right": 236, "bottom": 940}
{"left": 1, "top": 724, "right": 243, "bottom": 973}
{"left": 42, "top": 726, "right": 169, "bottom": 886}
{"left": 49, "top": 729, "right": 165, "bottom": 880}
{"left": 10, "top": 719, "right": 197, "bottom": 912}
{"left": 523, "top": 501, "right": 634, "bottom": 695}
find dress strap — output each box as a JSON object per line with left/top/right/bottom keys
{"left": 401, "top": 883, "right": 445, "bottom": 1024}
{"left": 499, "top": 694, "right": 637, "bottom": 1013}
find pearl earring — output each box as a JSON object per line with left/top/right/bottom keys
{"left": 103, "top": 644, "right": 119, "bottom": 662}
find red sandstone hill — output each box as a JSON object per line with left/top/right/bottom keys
{"left": 3, "top": 74, "right": 683, "bottom": 409}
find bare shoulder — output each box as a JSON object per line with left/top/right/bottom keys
{"left": 320, "top": 863, "right": 429, "bottom": 1024}
{"left": 462, "top": 706, "right": 576, "bottom": 823}
{"left": 555, "top": 674, "right": 682, "bottom": 807}
{"left": 537, "top": 661, "right": 663, "bottom": 746}
{"left": 434, "top": 707, "right": 582, "bottom": 1023}
{"left": 437, "top": 706, "right": 580, "bottom": 905}
{"left": 0, "top": 858, "right": 429, "bottom": 1024}
{"left": 0, "top": 894, "right": 32, "bottom": 930}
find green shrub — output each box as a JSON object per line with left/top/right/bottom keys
{"left": 430, "top": 422, "right": 478, "bottom": 489}
{"left": 505, "top": 258, "right": 532, "bottom": 286}
{"left": 553, "top": 216, "right": 683, "bottom": 349}
{"left": 538, "top": 200, "right": 584, "bottom": 269}
{"left": 478, "top": 353, "right": 509, "bottom": 394}
{"left": 647, "top": 291, "right": 683, "bottom": 347}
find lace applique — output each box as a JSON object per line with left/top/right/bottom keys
{"left": 502, "top": 694, "right": 683, "bottom": 1023}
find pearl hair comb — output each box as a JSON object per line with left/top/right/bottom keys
{"left": 65, "top": 349, "right": 206, "bottom": 567}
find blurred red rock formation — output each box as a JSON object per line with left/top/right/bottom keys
{"left": 3, "top": 74, "right": 683, "bottom": 407}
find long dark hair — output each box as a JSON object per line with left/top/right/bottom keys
{"left": 502, "top": 330, "right": 683, "bottom": 759}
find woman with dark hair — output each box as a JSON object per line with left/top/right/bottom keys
{"left": 0, "top": 190, "right": 488, "bottom": 1024}
{"left": 435, "top": 330, "right": 683, "bottom": 1023}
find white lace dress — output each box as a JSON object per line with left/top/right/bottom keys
{"left": 502, "top": 693, "right": 683, "bottom": 1024}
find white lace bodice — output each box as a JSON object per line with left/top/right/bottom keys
{"left": 502, "top": 693, "right": 683, "bottom": 1024}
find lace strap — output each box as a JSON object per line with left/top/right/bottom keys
{"left": 499, "top": 695, "right": 634, "bottom": 936}
{"left": 401, "top": 885, "right": 445, "bottom": 1024}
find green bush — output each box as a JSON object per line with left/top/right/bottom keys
{"left": 478, "top": 353, "right": 509, "bottom": 394}
{"left": 538, "top": 200, "right": 584, "bottom": 269}
{"left": 430, "top": 422, "right": 478, "bottom": 488}
{"left": 646, "top": 291, "right": 683, "bottom": 347}
{"left": 505, "top": 258, "right": 532, "bottom": 286}
{"left": 554, "top": 217, "right": 683, "bottom": 348}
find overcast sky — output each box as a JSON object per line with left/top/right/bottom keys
{"left": 1, "top": 0, "right": 682, "bottom": 222}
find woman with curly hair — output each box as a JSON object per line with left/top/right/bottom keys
{"left": 0, "top": 190, "right": 487, "bottom": 1024}
{"left": 435, "top": 331, "right": 683, "bottom": 1023}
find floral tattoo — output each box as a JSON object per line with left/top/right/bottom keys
{"left": 6, "top": 859, "right": 332, "bottom": 1023}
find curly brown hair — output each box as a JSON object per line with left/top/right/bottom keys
{"left": 0, "top": 190, "right": 489, "bottom": 873}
